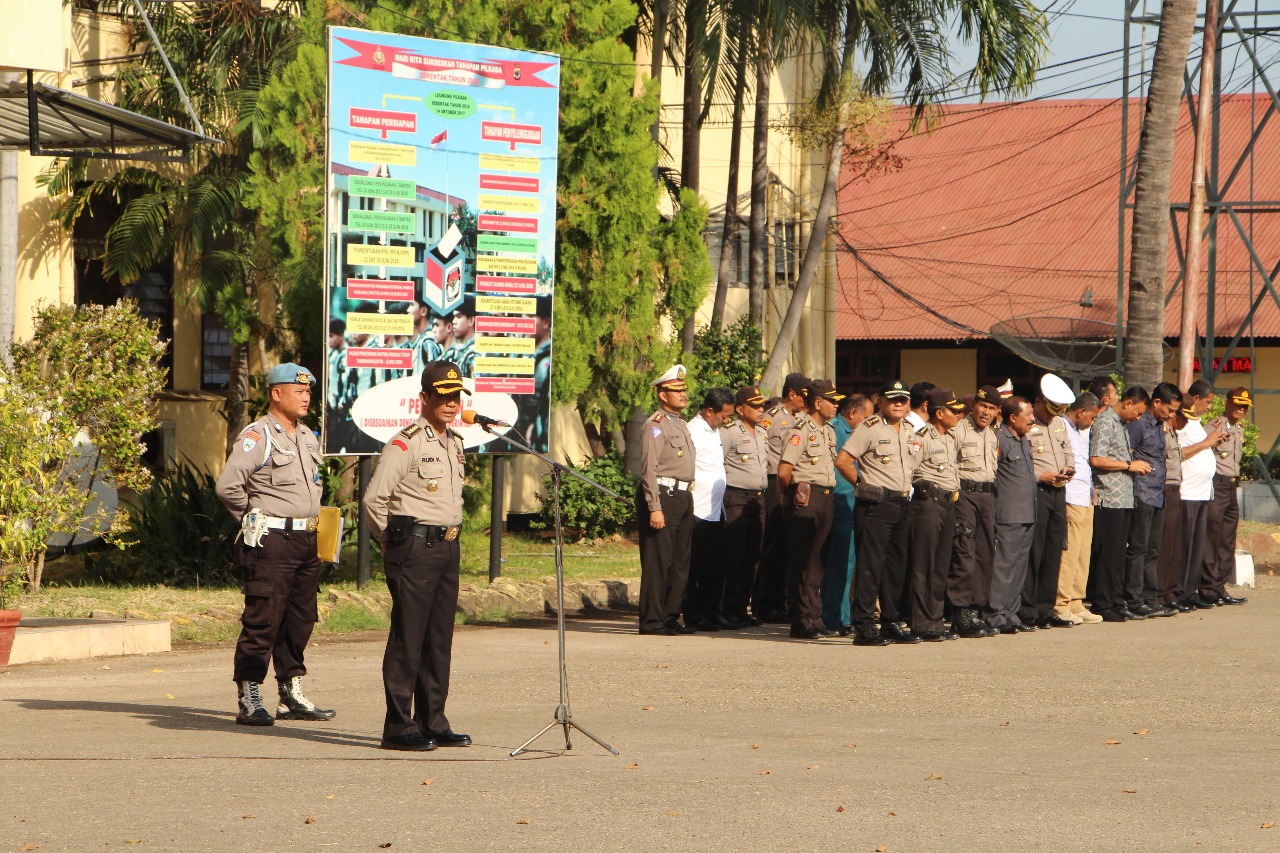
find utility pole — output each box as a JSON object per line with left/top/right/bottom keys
{"left": 1179, "top": 0, "right": 1220, "bottom": 390}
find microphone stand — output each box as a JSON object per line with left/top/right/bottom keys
{"left": 475, "top": 420, "right": 621, "bottom": 757}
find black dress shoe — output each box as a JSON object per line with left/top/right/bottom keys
{"left": 883, "top": 621, "right": 923, "bottom": 644}
{"left": 815, "top": 626, "right": 836, "bottom": 637}
{"left": 1120, "top": 608, "right": 1146, "bottom": 621}
{"left": 638, "top": 626, "right": 676, "bottom": 636}
{"left": 1173, "top": 600, "right": 1196, "bottom": 613}
{"left": 693, "top": 619, "right": 721, "bottom": 632}
{"left": 673, "top": 623, "right": 697, "bottom": 634}
{"left": 1194, "top": 597, "right": 1219, "bottom": 610}
{"left": 426, "top": 729, "right": 471, "bottom": 747}
{"left": 764, "top": 608, "right": 791, "bottom": 624}
{"left": 836, "top": 624, "right": 853, "bottom": 637}
{"left": 997, "top": 624, "right": 1019, "bottom": 635}
{"left": 1220, "top": 594, "right": 1248, "bottom": 605}
{"left": 720, "top": 615, "right": 750, "bottom": 629}
{"left": 1044, "top": 614, "right": 1076, "bottom": 628}
{"left": 789, "top": 626, "right": 821, "bottom": 640}
{"left": 1013, "top": 622, "right": 1037, "bottom": 633}
{"left": 746, "top": 615, "right": 765, "bottom": 627}
{"left": 380, "top": 731, "right": 437, "bottom": 751}
{"left": 917, "top": 630, "right": 949, "bottom": 642}
{"left": 1101, "top": 610, "right": 1128, "bottom": 623}
{"left": 853, "top": 625, "right": 890, "bottom": 647}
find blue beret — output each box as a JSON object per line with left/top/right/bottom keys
{"left": 267, "top": 362, "right": 315, "bottom": 386}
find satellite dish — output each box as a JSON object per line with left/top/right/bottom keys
{"left": 989, "top": 315, "right": 1172, "bottom": 380}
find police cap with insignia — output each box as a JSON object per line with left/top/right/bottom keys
{"left": 782, "top": 372, "right": 809, "bottom": 397}
{"left": 807, "top": 379, "right": 845, "bottom": 403}
{"left": 421, "top": 360, "right": 472, "bottom": 396}
{"left": 925, "top": 387, "right": 965, "bottom": 412}
{"left": 1228, "top": 386, "right": 1253, "bottom": 408}
{"left": 653, "top": 364, "right": 688, "bottom": 392}
{"left": 267, "top": 362, "right": 316, "bottom": 387}
{"left": 736, "top": 385, "right": 766, "bottom": 407}
{"left": 974, "top": 385, "right": 1002, "bottom": 404}
{"left": 879, "top": 379, "right": 911, "bottom": 400}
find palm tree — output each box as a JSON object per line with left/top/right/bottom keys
{"left": 1124, "top": 0, "right": 1199, "bottom": 391}
{"left": 757, "top": 0, "right": 1049, "bottom": 392}
{"left": 45, "top": 1, "right": 300, "bottom": 454}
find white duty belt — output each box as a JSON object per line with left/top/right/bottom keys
{"left": 656, "top": 476, "right": 692, "bottom": 491}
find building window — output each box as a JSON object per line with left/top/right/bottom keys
{"left": 837, "top": 340, "right": 900, "bottom": 395}
{"left": 201, "top": 313, "right": 231, "bottom": 390}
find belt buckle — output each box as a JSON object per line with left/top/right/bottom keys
{"left": 949, "top": 490, "right": 959, "bottom": 502}
{"left": 306, "top": 517, "right": 319, "bottom": 532}
{"left": 444, "top": 526, "right": 460, "bottom": 542}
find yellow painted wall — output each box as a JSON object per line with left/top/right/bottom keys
{"left": 900, "top": 348, "right": 979, "bottom": 397}
{"left": 1163, "top": 345, "right": 1280, "bottom": 450}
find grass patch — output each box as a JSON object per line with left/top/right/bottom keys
{"left": 317, "top": 602, "right": 390, "bottom": 634}
{"left": 459, "top": 606, "right": 522, "bottom": 625}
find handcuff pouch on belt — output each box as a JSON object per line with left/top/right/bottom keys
{"left": 240, "top": 508, "right": 270, "bottom": 548}
{"left": 793, "top": 481, "right": 811, "bottom": 508}
{"left": 386, "top": 514, "right": 415, "bottom": 545}
{"left": 854, "top": 483, "right": 883, "bottom": 503}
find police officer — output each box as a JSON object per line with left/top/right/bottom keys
{"left": 753, "top": 372, "right": 809, "bottom": 622}
{"left": 638, "top": 365, "right": 697, "bottom": 635}
{"left": 779, "top": 379, "right": 843, "bottom": 639}
{"left": 719, "top": 386, "right": 770, "bottom": 628}
{"left": 908, "top": 389, "right": 966, "bottom": 641}
{"left": 836, "top": 379, "right": 919, "bottom": 646}
{"left": 363, "top": 361, "right": 472, "bottom": 751}
{"left": 1022, "top": 375, "right": 1077, "bottom": 629}
{"left": 948, "top": 385, "right": 1001, "bottom": 638}
{"left": 1202, "top": 387, "right": 1252, "bottom": 605}
{"left": 216, "top": 363, "right": 334, "bottom": 727}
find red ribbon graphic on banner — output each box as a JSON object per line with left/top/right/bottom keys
{"left": 335, "top": 37, "right": 555, "bottom": 89}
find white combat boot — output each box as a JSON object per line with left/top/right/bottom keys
{"left": 276, "top": 676, "right": 336, "bottom": 721}
{"left": 236, "top": 680, "right": 274, "bottom": 726}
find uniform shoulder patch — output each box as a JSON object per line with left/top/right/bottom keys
{"left": 762, "top": 418, "right": 773, "bottom": 429}
{"left": 789, "top": 433, "right": 802, "bottom": 446}
{"left": 862, "top": 415, "right": 881, "bottom": 427}
{"left": 915, "top": 425, "right": 928, "bottom": 436}
{"left": 400, "top": 424, "right": 422, "bottom": 438}
{"left": 391, "top": 438, "right": 409, "bottom": 451}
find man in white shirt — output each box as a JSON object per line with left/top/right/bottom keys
{"left": 1056, "top": 391, "right": 1101, "bottom": 623}
{"left": 1175, "top": 380, "right": 1229, "bottom": 610}
{"left": 682, "top": 388, "right": 736, "bottom": 631}
{"left": 904, "top": 381, "right": 935, "bottom": 433}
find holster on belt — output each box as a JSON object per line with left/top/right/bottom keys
{"left": 854, "top": 483, "right": 884, "bottom": 503}
{"left": 793, "top": 481, "right": 811, "bottom": 508}
{"left": 386, "top": 514, "right": 414, "bottom": 545}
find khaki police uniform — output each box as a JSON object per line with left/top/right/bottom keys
{"left": 216, "top": 413, "right": 323, "bottom": 687}
{"left": 638, "top": 408, "right": 697, "bottom": 633}
{"left": 754, "top": 403, "right": 808, "bottom": 618}
{"left": 948, "top": 415, "right": 999, "bottom": 611}
{"left": 1022, "top": 414, "right": 1075, "bottom": 625}
{"left": 780, "top": 417, "right": 837, "bottom": 632}
{"left": 720, "top": 420, "right": 769, "bottom": 622}
{"left": 1157, "top": 422, "right": 1185, "bottom": 605}
{"left": 908, "top": 424, "right": 960, "bottom": 634}
{"left": 364, "top": 418, "right": 466, "bottom": 739}
{"left": 1203, "top": 415, "right": 1244, "bottom": 599}
{"left": 843, "top": 416, "right": 918, "bottom": 632}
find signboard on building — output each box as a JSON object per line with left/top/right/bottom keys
{"left": 323, "top": 27, "right": 559, "bottom": 455}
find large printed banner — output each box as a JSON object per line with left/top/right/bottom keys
{"left": 323, "top": 27, "right": 559, "bottom": 455}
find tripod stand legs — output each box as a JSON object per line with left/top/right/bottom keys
{"left": 510, "top": 703, "right": 620, "bottom": 757}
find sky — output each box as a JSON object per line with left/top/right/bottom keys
{"left": 937, "top": 0, "right": 1280, "bottom": 104}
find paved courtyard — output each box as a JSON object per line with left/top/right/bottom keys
{"left": 2, "top": 581, "right": 1277, "bottom": 852}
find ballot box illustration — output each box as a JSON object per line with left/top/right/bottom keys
{"left": 423, "top": 224, "right": 465, "bottom": 314}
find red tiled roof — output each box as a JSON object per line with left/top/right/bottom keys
{"left": 837, "top": 97, "right": 1280, "bottom": 341}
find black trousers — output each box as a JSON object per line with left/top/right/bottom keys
{"left": 785, "top": 489, "right": 834, "bottom": 630}
{"left": 381, "top": 534, "right": 460, "bottom": 738}
{"left": 752, "top": 475, "right": 788, "bottom": 615}
{"left": 1124, "top": 498, "right": 1164, "bottom": 608}
{"left": 1021, "top": 485, "right": 1067, "bottom": 623}
{"left": 948, "top": 490, "right": 995, "bottom": 609}
{"left": 1202, "top": 477, "right": 1240, "bottom": 598}
{"left": 852, "top": 496, "right": 908, "bottom": 627}
{"left": 1180, "top": 499, "right": 1210, "bottom": 603}
{"left": 1088, "top": 506, "right": 1130, "bottom": 615}
{"left": 908, "top": 496, "right": 955, "bottom": 633}
{"left": 721, "top": 487, "right": 766, "bottom": 618}
{"left": 232, "top": 531, "right": 319, "bottom": 684}
{"left": 683, "top": 516, "right": 725, "bottom": 624}
{"left": 1156, "top": 486, "right": 1184, "bottom": 604}
{"left": 638, "top": 485, "right": 694, "bottom": 631}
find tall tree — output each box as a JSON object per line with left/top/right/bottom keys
{"left": 44, "top": 0, "right": 301, "bottom": 455}
{"left": 758, "top": 0, "right": 1048, "bottom": 392}
{"left": 1124, "top": 0, "right": 1199, "bottom": 391}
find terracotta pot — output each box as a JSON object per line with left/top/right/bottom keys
{"left": 0, "top": 609, "right": 20, "bottom": 667}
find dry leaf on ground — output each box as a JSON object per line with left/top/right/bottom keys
{"left": 627, "top": 763, "right": 640, "bottom": 769}
{"left": 836, "top": 806, "right": 845, "bottom": 813}
{"left": 1262, "top": 822, "right": 1276, "bottom": 829}
{"left": 808, "top": 764, "right": 820, "bottom": 770}
{"left": 999, "top": 722, "right": 1010, "bottom": 727}
{"left": 844, "top": 743, "right": 856, "bottom": 748}
{"left": 379, "top": 844, "right": 392, "bottom": 849}
{"left": 124, "top": 841, "right": 142, "bottom": 845}
{"left": 656, "top": 663, "right": 669, "bottom": 669}
{"left": 888, "top": 811, "right": 897, "bottom": 816}
{"left": 304, "top": 817, "right": 315, "bottom": 824}
{"left": 422, "top": 779, "right": 434, "bottom": 786}
{"left": 20, "top": 845, "right": 38, "bottom": 852}
{"left": 641, "top": 706, "right": 655, "bottom": 711}
{"left": 665, "top": 811, "right": 683, "bottom": 817}
{"left": 165, "top": 694, "right": 174, "bottom": 700}
{"left": 927, "top": 773, "right": 942, "bottom": 781}
{"left": 751, "top": 743, "right": 760, "bottom": 749}
{"left": 1123, "top": 789, "right": 1137, "bottom": 794}
{"left": 516, "top": 820, "right": 530, "bottom": 825}
{"left": 1134, "top": 728, "right": 1150, "bottom": 735}
{"left": 759, "top": 769, "right": 773, "bottom": 775}
{"left": 1104, "top": 739, "right": 1121, "bottom": 745}
{"left": 325, "top": 794, "right": 334, "bottom": 799}
{"left": 876, "top": 846, "right": 888, "bottom": 852}
{"left": 242, "top": 815, "right": 256, "bottom": 820}
{"left": 150, "top": 669, "right": 164, "bottom": 673}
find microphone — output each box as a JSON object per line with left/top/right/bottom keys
{"left": 461, "top": 410, "right": 509, "bottom": 428}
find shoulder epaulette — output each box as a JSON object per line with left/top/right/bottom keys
{"left": 652, "top": 411, "right": 664, "bottom": 423}
{"left": 766, "top": 405, "right": 781, "bottom": 416}
{"left": 862, "top": 415, "right": 881, "bottom": 427}
{"left": 400, "top": 423, "right": 422, "bottom": 438}
{"left": 446, "top": 427, "right": 463, "bottom": 442}
{"left": 915, "top": 425, "right": 928, "bottom": 436}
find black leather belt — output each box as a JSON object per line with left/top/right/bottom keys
{"left": 1214, "top": 474, "right": 1239, "bottom": 485}
{"left": 960, "top": 479, "right": 995, "bottom": 494}
{"left": 792, "top": 484, "right": 834, "bottom": 496}
{"left": 914, "top": 482, "right": 960, "bottom": 502}
{"left": 877, "top": 489, "right": 908, "bottom": 502}
{"left": 725, "top": 485, "right": 766, "bottom": 496}
{"left": 410, "top": 523, "right": 461, "bottom": 543}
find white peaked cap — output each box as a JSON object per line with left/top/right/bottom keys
{"left": 1040, "top": 373, "right": 1075, "bottom": 406}
{"left": 652, "top": 364, "right": 688, "bottom": 389}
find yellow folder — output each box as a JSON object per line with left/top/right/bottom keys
{"left": 316, "top": 506, "right": 343, "bottom": 563}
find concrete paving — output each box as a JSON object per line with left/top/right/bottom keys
{"left": 2, "top": 582, "right": 1277, "bottom": 853}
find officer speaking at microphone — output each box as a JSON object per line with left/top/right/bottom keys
{"left": 216, "top": 363, "right": 334, "bottom": 727}
{"left": 363, "top": 361, "right": 472, "bottom": 751}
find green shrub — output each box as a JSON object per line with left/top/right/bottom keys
{"left": 691, "top": 317, "right": 763, "bottom": 397}
{"left": 530, "top": 451, "right": 635, "bottom": 541}
{"left": 118, "top": 462, "right": 239, "bottom": 587}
